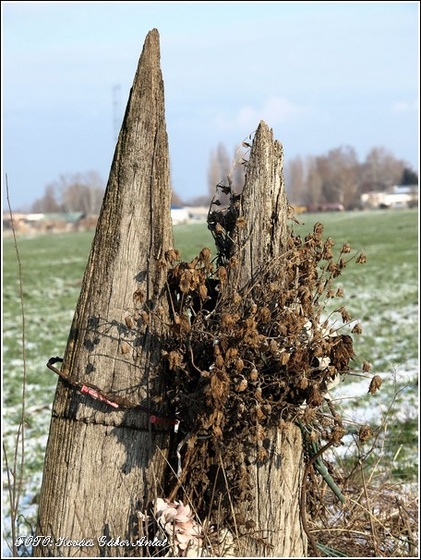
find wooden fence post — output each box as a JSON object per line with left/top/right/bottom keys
{"left": 229, "top": 122, "right": 306, "bottom": 556}
{"left": 204, "top": 121, "right": 307, "bottom": 556}
{"left": 36, "top": 29, "right": 175, "bottom": 557}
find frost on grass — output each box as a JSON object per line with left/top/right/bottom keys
{"left": 2, "top": 212, "right": 418, "bottom": 557}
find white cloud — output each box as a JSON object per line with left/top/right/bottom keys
{"left": 391, "top": 98, "right": 419, "bottom": 113}
{"left": 215, "top": 96, "right": 312, "bottom": 131}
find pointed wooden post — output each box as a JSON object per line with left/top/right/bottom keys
{"left": 36, "top": 29, "right": 174, "bottom": 557}
{"left": 230, "top": 121, "right": 306, "bottom": 556}
{"left": 166, "top": 121, "right": 307, "bottom": 557}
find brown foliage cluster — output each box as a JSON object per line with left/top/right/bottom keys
{"left": 159, "top": 220, "right": 366, "bottom": 517}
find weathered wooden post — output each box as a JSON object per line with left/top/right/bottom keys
{"left": 226, "top": 121, "right": 306, "bottom": 556}
{"left": 36, "top": 29, "right": 175, "bottom": 556}
{"left": 167, "top": 121, "right": 307, "bottom": 557}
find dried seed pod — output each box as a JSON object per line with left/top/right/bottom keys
{"left": 249, "top": 303, "right": 258, "bottom": 315}
{"left": 249, "top": 369, "right": 258, "bottom": 382}
{"left": 368, "top": 375, "right": 382, "bottom": 394}
{"left": 232, "top": 292, "right": 242, "bottom": 305}
{"left": 225, "top": 347, "right": 238, "bottom": 363}
{"left": 179, "top": 314, "right": 191, "bottom": 333}
{"left": 218, "top": 266, "right": 228, "bottom": 285}
{"left": 262, "top": 403, "right": 272, "bottom": 415}
{"left": 215, "top": 354, "right": 225, "bottom": 368}
{"left": 221, "top": 313, "right": 238, "bottom": 329}
{"left": 313, "top": 222, "right": 324, "bottom": 236}
{"left": 356, "top": 251, "right": 367, "bottom": 264}
{"left": 179, "top": 270, "right": 193, "bottom": 293}
{"left": 279, "top": 351, "right": 291, "bottom": 365}
{"left": 198, "top": 283, "right": 208, "bottom": 301}
{"left": 235, "top": 358, "right": 244, "bottom": 373}
{"left": 362, "top": 361, "right": 372, "bottom": 372}
{"left": 165, "top": 249, "right": 180, "bottom": 263}
{"left": 336, "top": 286, "right": 345, "bottom": 298}
{"left": 168, "top": 350, "right": 183, "bottom": 370}
{"left": 297, "top": 377, "right": 309, "bottom": 390}
{"left": 308, "top": 430, "right": 318, "bottom": 443}
{"left": 331, "top": 425, "right": 345, "bottom": 443}
{"left": 199, "top": 247, "right": 211, "bottom": 262}
{"left": 236, "top": 378, "right": 248, "bottom": 392}
{"left": 259, "top": 307, "right": 271, "bottom": 322}
{"left": 269, "top": 339, "right": 280, "bottom": 357}
{"left": 358, "top": 424, "right": 373, "bottom": 442}
{"left": 307, "top": 384, "right": 323, "bottom": 407}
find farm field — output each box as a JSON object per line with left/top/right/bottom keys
{"left": 2, "top": 208, "right": 419, "bottom": 552}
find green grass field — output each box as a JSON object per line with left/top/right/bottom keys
{"left": 2, "top": 208, "right": 419, "bottom": 538}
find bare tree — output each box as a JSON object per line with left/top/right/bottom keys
{"left": 171, "top": 189, "right": 185, "bottom": 207}
{"left": 317, "top": 146, "right": 360, "bottom": 208}
{"left": 287, "top": 145, "right": 411, "bottom": 210}
{"left": 304, "top": 155, "right": 323, "bottom": 208}
{"left": 206, "top": 143, "right": 232, "bottom": 206}
{"left": 59, "top": 171, "right": 104, "bottom": 214}
{"left": 361, "top": 147, "right": 406, "bottom": 191}
{"left": 230, "top": 143, "right": 247, "bottom": 193}
{"left": 31, "top": 184, "right": 61, "bottom": 213}
{"left": 31, "top": 171, "right": 105, "bottom": 214}
{"left": 285, "top": 155, "right": 306, "bottom": 205}
{"left": 207, "top": 142, "right": 247, "bottom": 207}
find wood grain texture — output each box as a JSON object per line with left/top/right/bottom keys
{"left": 236, "top": 120, "right": 289, "bottom": 285}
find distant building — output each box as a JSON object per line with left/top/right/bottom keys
{"left": 171, "top": 206, "right": 190, "bottom": 225}
{"left": 3, "top": 212, "right": 91, "bottom": 234}
{"left": 185, "top": 206, "right": 209, "bottom": 222}
{"left": 361, "top": 185, "right": 418, "bottom": 209}
{"left": 306, "top": 202, "right": 345, "bottom": 213}
{"left": 4, "top": 207, "right": 204, "bottom": 234}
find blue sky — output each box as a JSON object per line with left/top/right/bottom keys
{"left": 2, "top": 1, "right": 419, "bottom": 211}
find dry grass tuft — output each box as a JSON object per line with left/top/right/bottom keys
{"left": 308, "top": 477, "right": 418, "bottom": 557}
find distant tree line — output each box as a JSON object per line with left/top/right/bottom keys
{"left": 202, "top": 144, "right": 417, "bottom": 211}
{"left": 31, "top": 145, "right": 417, "bottom": 214}
{"left": 284, "top": 146, "right": 417, "bottom": 210}
{"left": 31, "top": 171, "right": 184, "bottom": 214}
{"left": 31, "top": 172, "right": 105, "bottom": 215}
